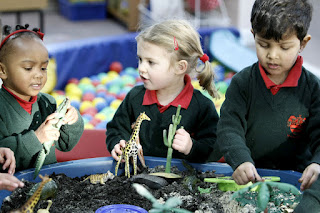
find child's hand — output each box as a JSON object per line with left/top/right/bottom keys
{"left": 111, "top": 140, "right": 126, "bottom": 162}
{"left": 63, "top": 104, "right": 79, "bottom": 125}
{"left": 0, "top": 173, "right": 24, "bottom": 191}
{"left": 0, "top": 148, "right": 16, "bottom": 175}
{"left": 35, "top": 113, "right": 60, "bottom": 144}
{"left": 172, "top": 128, "right": 192, "bottom": 155}
{"left": 299, "top": 163, "right": 320, "bottom": 191}
{"left": 232, "top": 162, "right": 262, "bottom": 185}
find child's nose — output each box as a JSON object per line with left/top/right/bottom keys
{"left": 267, "top": 48, "right": 279, "bottom": 59}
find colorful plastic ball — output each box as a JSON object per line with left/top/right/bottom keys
{"left": 95, "top": 101, "right": 108, "bottom": 112}
{"left": 82, "top": 114, "right": 93, "bottom": 122}
{"left": 65, "top": 84, "right": 82, "bottom": 98}
{"left": 104, "top": 94, "right": 116, "bottom": 105}
{"left": 107, "top": 84, "right": 121, "bottom": 95}
{"left": 96, "top": 91, "right": 108, "bottom": 100}
{"left": 79, "top": 77, "right": 91, "bottom": 85}
{"left": 91, "top": 80, "right": 101, "bottom": 87}
{"left": 110, "top": 99, "right": 122, "bottom": 110}
{"left": 105, "top": 77, "right": 124, "bottom": 89}
{"left": 96, "top": 84, "right": 108, "bottom": 93}
{"left": 82, "top": 107, "right": 98, "bottom": 117}
{"left": 107, "top": 71, "right": 120, "bottom": 80}
{"left": 82, "top": 92, "right": 96, "bottom": 102}
{"left": 214, "top": 65, "right": 225, "bottom": 82}
{"left": 116, "top": 93, "right": 127, "bottom": 101}
{"left": 216, "top": 81, "right": 229, "bottom": 94}
{"left": 95, "top": 112, "right": 107, "bottom": 121}
{"left": 191, "top": 80, "right": 201, "bottom": 90}
{"left": 70, "top": 100, "right": 80, "bottom": 110}
{"left": 80, "top": 101, "right": 94, "bottom": 114}
{"left": 78, "top": 83, "right": 96, "bottom": 94}
{"left": 55, "top": 90, "right": 65, "bottom": 95}
{"left": 56, "top": 95, "right": 66, "bottom": 106}
{"left": 95, "top": 120, "right": 109, "bottom": 129}
{"left": 124, "top": 67, "right": 139, "bottom": 78}
{"left": 109, "top": 61, "right": 123, "bottom": 73}
{"left": 93, "top": 97, "right": 105, "bottom": 105}
{"left": 84, "top": 123, "right": 95, "bottom": 129}
{"left": 68, "top": 78, "right": 79, "bottom": 85}
{"left": 97, "top": 72, "right": 108, "bottom": 81}
{"left": 89, "top": 117, "right": 101, "bottom": 127}
{"left": 121, "top": 75, "right": 136, "bottom": 86}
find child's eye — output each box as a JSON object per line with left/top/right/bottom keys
{"left": 24, "top": 67, "right": 32, "bottom": 71}
{"left": 41, "top": 67, "right": 48, "bottom": 71}
{"left": 259, "top": 43, "right": 268, "bottom": 48}
{"left": 148, "top": 60, "right": 154, "bottom": 65}
{"left": 281, "top": 46, "right": 290, "bottom": 50}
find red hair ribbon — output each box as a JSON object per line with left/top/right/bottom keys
{"left": 174, "top": 36, "right": 179, "bottom": 50}
{"left": 0, "top": 28, "right": 44, "bottom": 49}
{"left": 200, "top": 53, "right": 209, "bottom": 63}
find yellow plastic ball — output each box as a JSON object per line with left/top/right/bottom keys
{"left": 95, "top": 113, "right": 107, "bottom": 121}
{"left": 79, "top": 77, "right": 91, "bottom": 85}
{"left": 93, "top": 97, "right": 105, "bottom": 106}
{"left": 80, "top": 101, "right": 94, "bottom": 114}
{"left": 110, "top": 99, "right": 122, "bottom": 110}
{"left": 84, "top": 123, "right": 95, "bottom": 129}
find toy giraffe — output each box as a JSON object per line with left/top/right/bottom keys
{"left": 115, "top": 112, "right": 151, "bottom": 178}
{"left": 10, "top": 175, "right": 52, "bottom": 213}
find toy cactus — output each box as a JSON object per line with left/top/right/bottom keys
{"left": 163, "top": 105, "right": 182, "bottom": 173}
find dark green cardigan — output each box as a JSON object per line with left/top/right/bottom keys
{"left": 295, "top": 177, "right": 320, "bottom": 213}
{"left": 217, "top": 62, "right": 320, "bottom": 172}
{"left": 106, "top": 85, "right": 219, "bottom": 163}
{"left": 0, "top": 88, "right": 84, "bottom": 171}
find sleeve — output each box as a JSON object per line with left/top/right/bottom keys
{"left": 55, "top": 109, "right": 84, "bottom": 152}
{"left": 0, "top": 120, "right": 43, "bottom": 171}
{"left": 216, "top": 73, "right": 254, "bottom": 170}
{"left": 106, "top": 90, "right": 135, "bottom": 153}
{"left": 294, "top": 178, "right": 320, "bottom": 213}
{"left": 184, "top": 98, "right": 220, "bottom": 163}
{"left": 305, "top": 75, "right": 320, "bottom": 165}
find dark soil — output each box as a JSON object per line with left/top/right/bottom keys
{"left": 1, "top": 165, "right": 228, "bottom": 213}
{"left": 1, "top": 164, "right": 301, "bottom": 213}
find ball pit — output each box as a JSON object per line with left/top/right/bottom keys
{"left": 51, "top": 61, "right": 235, "bottom": 129}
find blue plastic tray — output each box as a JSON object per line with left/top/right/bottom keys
{"left": 0, "top": 156, "right": 302, "bottom": 207}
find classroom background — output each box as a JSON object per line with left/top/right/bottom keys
{"left": 0, "top": 0, "right": 319, "bottom": 161}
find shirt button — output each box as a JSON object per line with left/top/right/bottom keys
{"left": 36, "top": 121, "right": 39, "bottom": 124}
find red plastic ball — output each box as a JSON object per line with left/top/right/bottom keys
{"left": 68, "top": 78, "right": 79, "bottom": 85}
{"left": 109, "top": 61, "right": 123, "bottom": 73}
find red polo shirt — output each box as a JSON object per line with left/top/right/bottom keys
{"left": 142, "top": 75, "right": 194, "bottom": 113}
{"left": 260, "top": 56, "right": 303, "bottom": 95}
{"left": 2, "top": 85, "right": 37, "bottom": 114}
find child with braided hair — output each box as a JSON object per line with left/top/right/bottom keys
{"left": 0, "top": 24, "right": 84, "bottom": 171}
{"left": 107, "top": 19, "right": 220, "bottom": 163}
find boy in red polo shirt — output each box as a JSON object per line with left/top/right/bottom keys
{"left": 106, "top": 20, "right": 220, "bottom": 163}
{"left": 216, "top": 0, "right": 319, "bottom": 191}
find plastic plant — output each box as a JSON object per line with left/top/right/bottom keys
{"left": 133, "top": 183, "right": 191, "bottom": 213}
{"left": 163, "top": 105, "right": 182, "bottom": 173}
{"left": 232, "top": 181, "right": 301, "bottom": 213}
{"left": 34, "top": 97, "right": 70, "bottom": 179}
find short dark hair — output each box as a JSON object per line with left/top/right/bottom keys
{"left": 0, "top": 24, "right": 41, "bottom": 62}
{"left": 251, "top": 0, "right": 313, "bottom": 41}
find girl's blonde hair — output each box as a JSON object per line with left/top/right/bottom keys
{"left": 136, "top": 20, "right": 218, "bottom": 98}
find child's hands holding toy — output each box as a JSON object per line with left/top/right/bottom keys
{"left": 35, "top": 113, "right": 60, "bottom": 144}
{"left": 0, "top": 173, "right": 24, "bottom": 191}
{"left": 0, "top": 148, "right": 16, "bottom": 175}
{"left": 63, "top": 104, "right": 79, "bottom": 125}
{"left": 299, "top": 163, "right": 320, "bottom": 191}
{"left": 111, "top": 140, "right": 126, "bottom": 162}
{"left": 172, "top": 128, "right": 192, "bottom": 155}
{"left": 232, "top": 162, "right": 262, "bottom": 185}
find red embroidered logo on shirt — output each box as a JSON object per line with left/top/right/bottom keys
{"left": 287, "top": 115, "right": 306, "bottom": 138}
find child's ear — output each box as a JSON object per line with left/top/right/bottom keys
{"left": 176, "top": 60, "right": 188, "bottom": 74}
{"left": 300, "top": 34, "right": 311, "bottom": 52}
{"left": 0, "top": 62, "right": 8, "bottom": 80}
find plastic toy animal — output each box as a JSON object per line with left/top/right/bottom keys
{"left": 115, "top": 112, "right": 150, "bottom": 178}
{"left": 33, "top": 97, "right": 70, "bottom": 179}
{"left": 10, "top": 175, "right": 52, "bottom": 213}
{"left": 37, "top": 200, "right": 52, "bottom": 213}
{"left": 232, "top": 181, "right": 301, "bottom": 213}
{"left": 81, "top": 171, "right": 114, "bottom": 184}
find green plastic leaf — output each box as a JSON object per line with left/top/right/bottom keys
{"left": 163, "top": 197, "right": 182, "bottom": 208}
